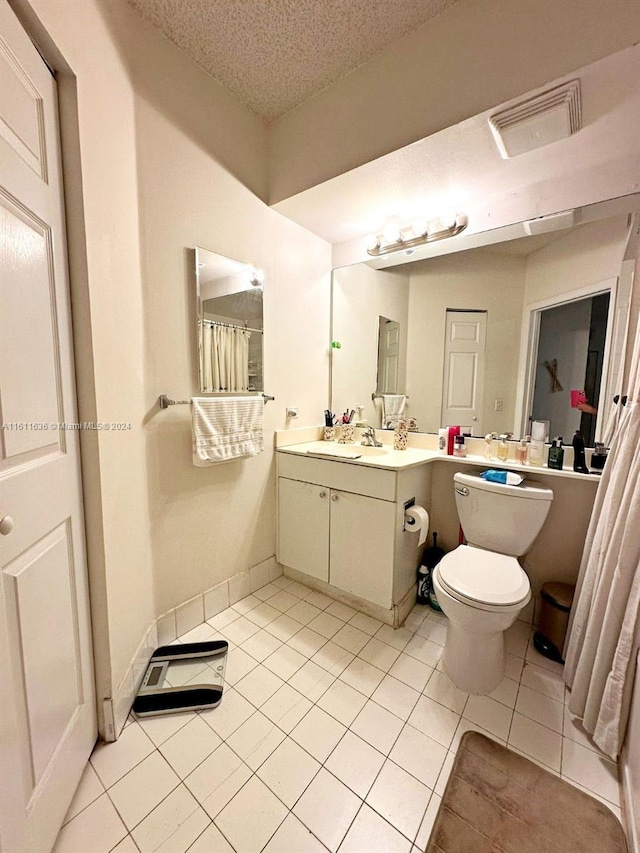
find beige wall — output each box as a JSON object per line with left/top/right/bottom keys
{"left": 406, "top": 251, "right": 526, "bottom": 434}
{"left": 332, "top": 264, "right": 410, "bottom": 427}
{"left": 136, "top": 93, "right": 330, "bottom": 614}
{"left": 428, "top": 462, "right": 599, "bottom": 598}
{"left": 268, "top": 0, "right": 640, "bottom": 203}
{"left": 19, "top": 0, "right": 330, "bottom": 718}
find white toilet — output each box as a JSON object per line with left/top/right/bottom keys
{"left": 432, "top": 471, "right": 553, "bottom": 694}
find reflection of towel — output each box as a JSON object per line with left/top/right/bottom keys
{"left": 192, "top": 397, "right": 263, "bottom": 466}
{"left": 381, "top": 394, "right": 407, "bottom": 429}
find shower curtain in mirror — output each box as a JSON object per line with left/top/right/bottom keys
{"left": 201, "top": 322, "right": 251, "bottom": 392}
{"left": 564, "top": 285, "right": 640, "bottom": 760}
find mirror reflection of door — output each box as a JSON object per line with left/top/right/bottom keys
{"left": 531, "top": 292, "right": 610, "bottom": 445}
{"left": 441, "top": 310, "right": 487, "bottom": 435}
{"left": 376, "top": 316, "right": 400, "bottom": 394}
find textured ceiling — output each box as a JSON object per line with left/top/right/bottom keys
{"left": 126, "top": 0, "right": 461, "bottom": 121}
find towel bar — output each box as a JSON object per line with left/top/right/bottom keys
{"left": 159, "top": 393, "right": 275, "bottom": 409}
{"left": 371, "top": 392, "right": 409, "bottom": 400}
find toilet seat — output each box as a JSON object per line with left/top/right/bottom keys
{"left": 436, "top": 545, "right": 530, "bottom": 608}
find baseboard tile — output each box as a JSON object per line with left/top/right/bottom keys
{"left": 103, "top": 557, "right": 282, "bottom": 740}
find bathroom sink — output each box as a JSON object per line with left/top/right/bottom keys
{"left": 304, "top": 443, "right": 388, "bottom": 461}
{"left": 356, "top": 445, "right": 389, "bottom": 456}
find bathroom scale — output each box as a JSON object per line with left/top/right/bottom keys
{"left": 132, "top": 640, "right": 228, "bottom": 717}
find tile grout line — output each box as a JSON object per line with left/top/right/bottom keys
{"left": 64, "top": 580, "right": 621, "bottom": 852}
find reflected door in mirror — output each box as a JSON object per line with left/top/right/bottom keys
{"left": 376, "top": 316, "right": 400, "bottom": 394}
{"left": 442, "top": 311, "right": 486, "bottom": 435}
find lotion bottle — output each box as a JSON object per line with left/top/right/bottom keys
{"left": 516, "top": 438, "right": 528, "bottom": 464}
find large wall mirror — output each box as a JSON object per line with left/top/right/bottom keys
{"left": 195, "top": 247, "right": 264, "bottom": 393}
{"left": 331, "top": 196, "right": 638, "bottom": 442}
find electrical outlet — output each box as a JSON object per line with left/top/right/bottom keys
{"left": 494, "top": 398, "right": 503, "bottom": 412}
{"left": 286, "top": 407, "right": 299, "bottom": 419}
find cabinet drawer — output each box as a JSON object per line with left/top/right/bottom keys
{"left": 277, "top": 452, "right": 395, "bottom": 500}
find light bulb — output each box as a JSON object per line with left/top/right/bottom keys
{"left": 411, "top": 218, "right": 428, "bottom": 238}
{"left": 382, "top": 223, "right": 402, "bottom": 244}
{"left": 364, "top": 234, "right": 380, "bottom": 251}
{"left": 439, "top": 210, "right": 457, "bottom": 230}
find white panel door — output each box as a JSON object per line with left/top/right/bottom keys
{"left": 441, "top": 310, "right": 487, "bottom": 434}
{"left": 329, "top": 491, "right": 395, "bottom": 608}
{"left": 277, "top": 478, "right": 330, "bottom": 581}
{"left": 0, "top": 3, "right": 96, "bottom": 851}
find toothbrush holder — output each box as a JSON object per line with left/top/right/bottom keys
{"left": 338, "top": 424, "right": 355, "bottom": 444}
{"left": 323, "top": 426, "right": 336, "bottom": 442}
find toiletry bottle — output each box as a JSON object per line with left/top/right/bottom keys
{"left": 515, "top": 438, "right": 528, "bottom": 464}
{"left": 529, "top": 421, "right": 545, "bottom": 467}
{"left": 447, "top": 425, "right": 460, "bottom": 455}
{"left": 572, "top": 430, "right": 589, "bottom": 474}
{"left": 548, "top": 436, "right": 565, "bottom": 470}
{"left": 497, "top": 434, "right": 509, "bottom": 462}
{"left": 438, "top": 428, "right": 448, "bottom": 455}
{"left": 453, "top": 435, "right": 466, "bottom": 457}
{"left": 484, "top": 433, "right": 495, "bottom": 460}
{"left": 417, "top": 564, "right": 431, "bottom": 605}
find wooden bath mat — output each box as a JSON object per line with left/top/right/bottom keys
{"left": 426, "top": 731, "right": 627, "bottom": 853}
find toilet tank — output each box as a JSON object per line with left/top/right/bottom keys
{"left": 453, "top": 472, "right": 553, "bottom": 556}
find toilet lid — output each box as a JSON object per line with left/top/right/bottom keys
{"left": 437, "top": 545, "right": 530, "bottom": 607}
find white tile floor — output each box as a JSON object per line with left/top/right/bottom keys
{"left": 55, "top": 576, "right": 623, "bottom": 853}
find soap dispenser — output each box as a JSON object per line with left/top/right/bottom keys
{"left": 394, "top": 419, "right": 408, "bottom": 450}
{"left": 548, "top": 436, "right": 565, "bottom": 470}
{"left": 497, "top": 434, "right": 509, "bottom": 462}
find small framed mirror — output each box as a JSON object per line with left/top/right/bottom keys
{"left": 195, "top": 247, "right": 264, "bottom": 393}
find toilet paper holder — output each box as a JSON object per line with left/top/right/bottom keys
{"left": 403, "top": 498, "right": 430, "bottom": 547}
{"left": 403, "top": 497, "right": 416, "bottom": 526}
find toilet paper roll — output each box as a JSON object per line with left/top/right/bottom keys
{"left": 404, "top": 505, "right": 429, "bottom": 547}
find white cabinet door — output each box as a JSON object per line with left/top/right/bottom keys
{"left": 278, "top": 478, "right": 330, "bottom": 581}
{"left": 329, "top": 491, "right": 395, "bottom": 608}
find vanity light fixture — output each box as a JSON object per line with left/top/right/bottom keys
{"left": 365, "top": 212, "right": 468, "bottom": 256}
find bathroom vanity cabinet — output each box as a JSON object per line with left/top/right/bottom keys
{"left": 276, "top": 448, "right": 430, "bottom": 618}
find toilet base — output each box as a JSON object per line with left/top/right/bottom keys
{"left": 442, "top": 622, "right": 506, "bottom": 694}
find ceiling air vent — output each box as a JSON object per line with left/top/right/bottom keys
{"left": 489, "top": 80, "right": 582, "bottom": 159}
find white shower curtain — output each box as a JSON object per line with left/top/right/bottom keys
{"left": 200, "top": 323, "right": 251, "bottom": 392}
{"left": 564, "top": 315, "right": 640, "bottom": 759}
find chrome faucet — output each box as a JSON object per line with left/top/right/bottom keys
{"left": 361, "top": 426, "right": 383, "bottom": 447}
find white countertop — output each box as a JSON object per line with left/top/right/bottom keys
{"left": 276, "top": 439, "right": 600, "bottom": 482}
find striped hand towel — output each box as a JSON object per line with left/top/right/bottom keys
{"left": 192, "top": 397, "right": 264, "bottom": 466}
